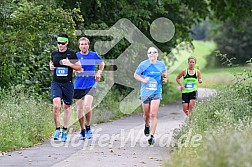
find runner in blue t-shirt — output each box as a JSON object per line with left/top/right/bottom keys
{"left": 73, "top": 37, "right": 105, "bottom": 140}
{"left": 134, "top": 47, "right": 167, "bottom": 145}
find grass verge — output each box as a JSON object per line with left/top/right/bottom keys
{"left": 0, "top": 85, "right": 54, "bottom": 151}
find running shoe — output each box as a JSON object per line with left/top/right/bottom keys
{"left": 61, "top": 131, "right": 67, "bottom": 142}
{"left": 85, "top": 129, "right": 93, "bottom": 139}
{"left": 148, "top": 135, "right": 155, "bottom": 145}
{"left": 144, "top": 125, "right": 150, "bottom": 136}
{"left": 80, "top": 130, "right": 86, "bottom": 140}
{"left": 53, "top": 130, "right": 61, "bottom": 140}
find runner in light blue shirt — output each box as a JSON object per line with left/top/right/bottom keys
{"left": 134, "top": 46, "right": 167, "bottom": 145}
{"left": 135, "top": 59, "right": 166, "bottom": 97}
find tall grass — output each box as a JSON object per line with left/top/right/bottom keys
{"left": 165, "top": 127, "right": 252, "bottom": 167}
{"left": 0, "top": 85, "right": 54, "bottom": 151}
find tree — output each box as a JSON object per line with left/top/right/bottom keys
{"left": 53, "top": 0, "right": 252, "bottom": 59}
{"left": 212, "top": 19, "right": 252, "bottom": 66}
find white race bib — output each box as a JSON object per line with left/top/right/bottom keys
{"left": 146, "top": 78, "right": 157, "bottom": 90}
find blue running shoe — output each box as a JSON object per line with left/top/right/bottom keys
{"left": 85, "top": 129, "right": 93, "bottom": 139}
{"left": 61, "top": 131, "right": 67, "bottom": 142}
{"left": 54, "top": 130, "right": 61, "bottom": 140}
{"left": 80, "top": 130, "right": 86, "bottom": 140}
{"left": 148, "top": 135, "right": 155, "bottom": 145}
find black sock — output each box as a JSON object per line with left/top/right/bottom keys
{"left": 56, "top": 127, "right": 60, "bottom": 130}
{"left": 81, "top": 129, "right": 85, "bottom": 134}
{"left": 150, "top": 135, "right": 154, "bottom": 138}
{"left": 86, "top": 125, "right": 90, "bottom": 131}
{"left": 63, "top": 127, "right": 67, "bottom": 131}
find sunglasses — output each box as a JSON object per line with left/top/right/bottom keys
{"left": 57, "top": 42, "right": 67, "bottom": 45}
{"left": 148, "top": 51, "right": 158, "bottom": 54}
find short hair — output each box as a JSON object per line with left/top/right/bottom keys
{"left": 58, "top": 33, "right": 68, "bottom": 38}
{"left": 188, "top": 56, "right": 196, "bottom": 63}
{"left": 78, "top": 37, "right": 90, "bottom": 45}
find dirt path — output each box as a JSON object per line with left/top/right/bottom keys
{"left": 0, "top": 88, "right": 215, "bottom": 167}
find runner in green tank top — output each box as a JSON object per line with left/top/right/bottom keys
{"left": 182, "top": 68, "right": 198, "bottom": 93}
{"left": 176, "top": 56, "right": 202, "bottom": 116}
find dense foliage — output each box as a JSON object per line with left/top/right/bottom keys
{"left": 214, "top": 20, "right": 252, "bottom": 66}
{"left": 1, "top": 0, "right": 252, "bottom": 95}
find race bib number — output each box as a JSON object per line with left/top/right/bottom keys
{"left": 146, "top": 80, "right": 157, "bottom": 90}
{"left": 56, "top": 67, "right": 68, "bottom": 76}
{"left": 185, "top": 82, "right": 194, "bottom": 89}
